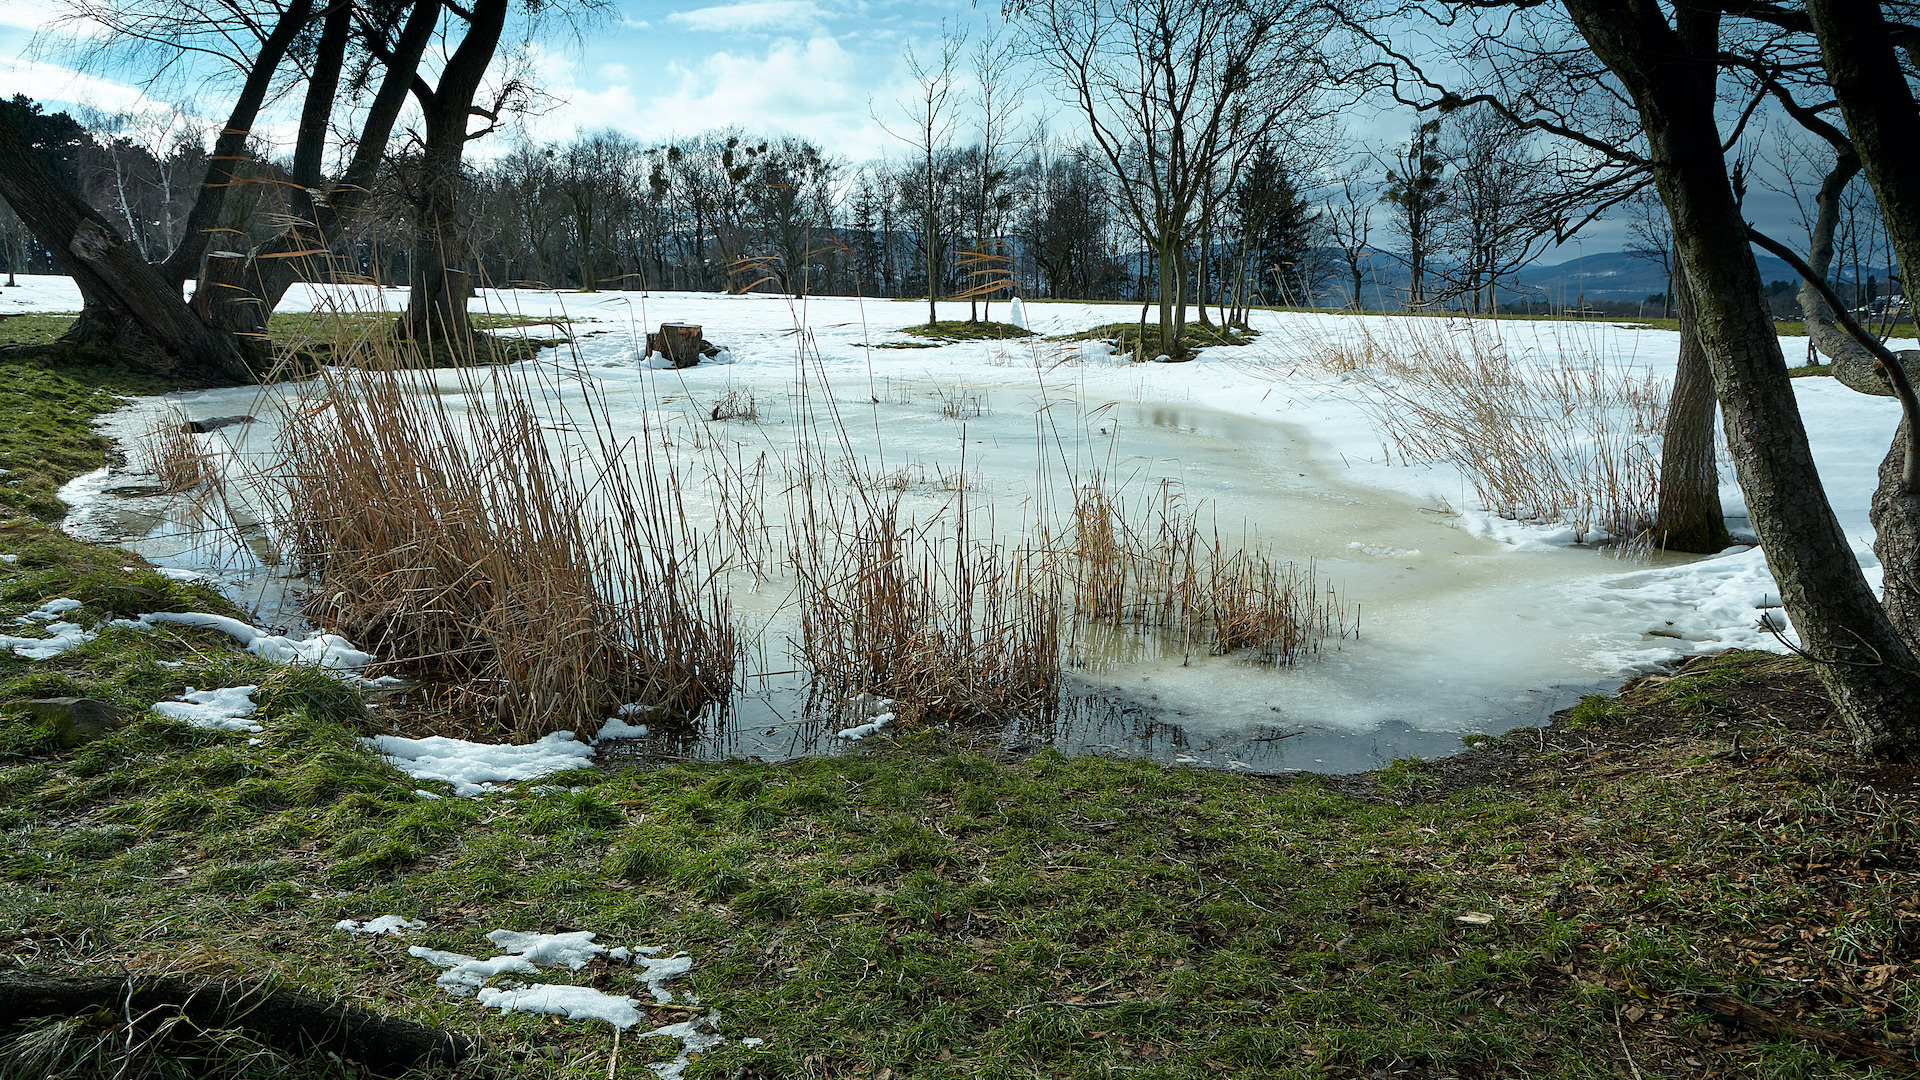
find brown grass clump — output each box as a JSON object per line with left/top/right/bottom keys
{"left": 1067, "top": 477, "right": 1350, "bottom": 665}
{"left": 271, "top": 343, "right": 735, "bottom": 739}
{"left": 1314, "top": 318, "right": 1666, "bottom": 544}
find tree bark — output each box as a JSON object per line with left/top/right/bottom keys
{"left": 0, "top": 113, "right": 255, "bottom": 380}
{"left": 1806, "top": 0, "right": 1920, "bottom": 649}
{"left": 1656, "top": 249, "right": 1731, "bottom": 552}
{"left": 398, "top": 0, "right": 510, "bottom": 348}
{"left": 1564, "top": 0, "right": 1920, "bottom": 760}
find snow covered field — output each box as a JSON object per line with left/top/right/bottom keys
{"left": 12, "top": 275, "right": 1907, "bottom": 772}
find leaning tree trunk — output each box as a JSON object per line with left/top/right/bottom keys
{"left": 1566, "top": 0, "right": 1920, "bottom": 759}
{"left": 0, "top": 113, "right": 256, "bottom": 380}
{"left": 1655, "top": 252, "right": 1732, "bottom": 552}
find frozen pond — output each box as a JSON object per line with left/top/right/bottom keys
{"left": 44, "top": 282, "right": 1900, "bottom": 773}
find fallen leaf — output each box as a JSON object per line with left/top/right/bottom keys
{"left": 1456, "top": 911, "right": 1495, "bottom": 925}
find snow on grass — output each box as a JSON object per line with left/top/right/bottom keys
{"left": 152, "top": 685, "right": 261, "bottom": 732}
{"left": 336, "top": 915, "right": 425, "bottom": 936}
{"left": 367, "top": 732, "right": 594, "bottom": 796}
{"left": 132, "top": 611, "right": 375, "bottom": 669}
{"left": 407, "top": 929, "right": 698, "bottom": 1036}
{"left": 3, "top": 598, "right": 96, "bottom": 658}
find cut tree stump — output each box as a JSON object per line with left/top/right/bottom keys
{"left": 0, "top": 971, "right": 481, "bottom": 1076}
{"left": 647, "top": 322, "right": 707, "bottom": 368}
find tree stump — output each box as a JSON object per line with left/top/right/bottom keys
{"left": 648, "top": 322, "right": 706, "bottom": 368}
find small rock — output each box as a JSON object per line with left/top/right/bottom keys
{"left": 9, "top": 697, "right": 122, "bottom": 747}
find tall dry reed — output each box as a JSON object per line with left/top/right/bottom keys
{"left": 1065, "top": 476, "right": 1350, "bottom": 665}
{"left": 1314, "top": 318, "right": 1667, "bottom": 544}
{"left": 269, "top": 327, "right": 734, "bottom": 739}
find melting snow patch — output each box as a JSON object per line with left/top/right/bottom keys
{"left": 153, "top": 685, "right": 261, "bottom": 732}
{"left": 594, "top": 710, "right": 651, "bottom": 742}
{"left": 367, "top": 731, "right": 592, "bottom": 796}
{"left": 408, "top": 929, "right": 699, "bottom": 1036}
{"left": 475, "top": 983, "right": 642, "bottom": 1029}
{"left": 3, "top": 599, "right": 96, "bottom": 658}
{"left": 640, "top": 1014, "right": 726, "bottom": 1079}
{"left": 131, "top": 612, "right": 375, "bottom": 670}
{"left": 337, "top": 915, "right": 426, "bottom": 936}
{"left": 834, "top": 693, "right": 896, "bottom": 740}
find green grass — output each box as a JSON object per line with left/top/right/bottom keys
{"left": 0, "top": 310, "right": 1913, "bottom": 1077}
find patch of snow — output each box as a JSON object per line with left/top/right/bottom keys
{"left": 637, "top": 952, "right": 694, "bottom": 1005}
{"left": 153, "top": 685, "right": 261, "bottom": 732}
{"left": 1008, "top": 296, "right": 1027, "bottom": 329}
{"left": 475, "top": 983, "right": 643, "bottom": 1028}
{"left": 337, "top": 915, "right": 426, "bottom": 936}
{"left": 132, "top": 612, "right": 375, "bottom": 670}
{"left": 0, "top": 554, "right": 16, "bottom": 563}
{"left": 594, "top": 715, "right": 650, "bottom": 742}
{"left": 2, "top": 621, "right": 95, "bottom": 659}
{"left": 18, "top": 597, "right": 83, "bottom": 620}
{"left": 640, "top": 1013, "right": 726, "bottom": 1079}
{"left": 834, "top": 713, "right": 893, "bottom": 740}
{"left": 408, "top": 928, "right": 697, "bottom": 1034}
{"left": 367, "top": 731, "right": 593, "bottom": 797}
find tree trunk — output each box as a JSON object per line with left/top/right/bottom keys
{"left": 0, "top": 113, "right": 256, "bottom": 380}
{"left": 0, "top": 971, "right": 477, "bottom": 1077}
{"left": 1565, "top": 0, "right": 1920, "bottom": 759}
{"left": 1655, "top": 251, "right": 1731, "bottom": 552}
{"left": 1807, "top": 0, "right": 1920, "bottom": 648}
{"left": 1156, "top": 235, "right": 1177, "bottom": 356}
{"left": 397, "top": 0, "right": 508, "bottom": 348}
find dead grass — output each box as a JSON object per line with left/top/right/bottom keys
{"left": 1314, "top": 318, "right": 1667, "bottom": 545}
{"left": 133, "top": 406, "right": 217, "bottom": 493}
{"left": 1066, "top": 477, "right": 1352, "bottom": 664}
{"left": 268, "top": 336, "right": 735, "bottom": 739}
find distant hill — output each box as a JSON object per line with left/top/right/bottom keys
{"left": 1312, "top": 248, "right": 1896, "bottom": 309}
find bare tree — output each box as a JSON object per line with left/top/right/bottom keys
{"left": 879, "top": 29, "right": 965, "bottom": 327}
{"left": 1017, "top": 0, "right": 1332, "bottom": 355}
{"left": 1324, "top": 169, "right": 1376, "bottom": 309}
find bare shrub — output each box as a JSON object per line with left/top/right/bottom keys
{"left": 271, "top": 343, "right": 735, "bottom": 740}
{"left": 709, "top": 387, "right": 758, "bottom": 422}
{"left": 793, "top": 491, "right": 1060, "bottom": 723}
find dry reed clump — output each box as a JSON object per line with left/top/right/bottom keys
{"left": 270, "top": 341, "right": 735, "bottom": 740}
{"left": 1319, "top": 318, "right": 1667, "bottom": 544}
{"left": 134, "top": 406, "right": 218, "bottom": 493}
{"left": 1067, "top": 478, "right": 1351, "bottom": 665}
{"left": 792, "top": 477, "right": 1059, "bottom": 726}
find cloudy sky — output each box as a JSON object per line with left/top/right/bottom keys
{"left": 0, "top": 0, "right": 1826, "bottom": 263}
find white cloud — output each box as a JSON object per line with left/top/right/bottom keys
{"left": 668, "top": 1, "right": 825, "bottom": 35}
{"left": 0, "top": 57, "right": 179, "bottom": 119}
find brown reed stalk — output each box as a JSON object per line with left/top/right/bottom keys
{"left": 267, "top": 317, "right": 734, "bottom": 739}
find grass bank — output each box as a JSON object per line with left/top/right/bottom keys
{"left": 0, "top": 349, "right": 1914, "bottom": 1079}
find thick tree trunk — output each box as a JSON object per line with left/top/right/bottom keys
{"left": 199, "top": 0, "right": 441, "bottom": 342}
{"left": 1156, "top": 237, "right": 1177, "bottom": 356}
{"left": 0, "top": 971, "right": 478, "bottom": 1077}
{"left": 397, "top": 0, "right": 509, "bottom": 348}
{"left": 1565, "top": 0, "right": 1920, "bottom": 759}
{"left": 1656, "top": 255, "right": 1731, "bottom": 552}
{"left": 0, "top": 114, "right": 256, "bottom": 380}
{"left": 1807, "top": 0, "right": 1920, "bottom": 647}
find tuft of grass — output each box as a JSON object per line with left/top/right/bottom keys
{"left": 900, "top": 319, "right": 1033, "bottom": 343}
{"left": 1056, "top": 320, "right": 1257, "bottom": 362}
